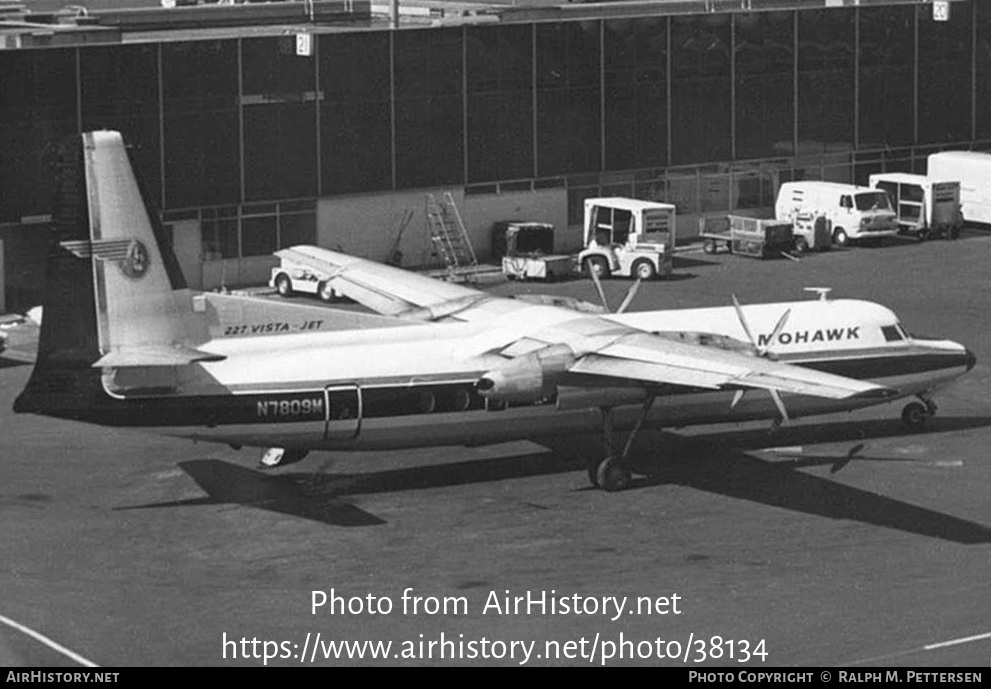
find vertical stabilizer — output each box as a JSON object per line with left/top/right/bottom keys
{"left": 71, "top": 130, "right": 189, "bottom": 362}
{"left": 15, "top": 131, "right": 212, "bottom": 418}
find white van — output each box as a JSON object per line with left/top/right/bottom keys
{"left": 868, "top": 173, "right": 962, "bottom": 240}
{"left": 775, "top": 181, "right": 899, "bottom": 246}
{"left": 927, "top": 151, "right": 991, "bottom": 225}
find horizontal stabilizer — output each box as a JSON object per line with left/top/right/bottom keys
{"left": 93, "top": 345, "right": 225, "bottom": 368}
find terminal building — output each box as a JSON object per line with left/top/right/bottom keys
{"left": 0, "top": 0, "right": 988, "bottom": 310}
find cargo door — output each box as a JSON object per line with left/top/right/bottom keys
{"left": 931, "top": 182, "right": 959, "bottom": 226}
{"left": 324, "top": 384, "right": 362, "bottom": 440}
{"left": 898, "top": 183, "right": 924, "bottom": 228}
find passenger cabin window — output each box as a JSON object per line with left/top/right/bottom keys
{"left": 881, "top": 325, "right": 904, "bottom": 342}
{"left": 840, "top": 195, "right": 853, "bottom": 209}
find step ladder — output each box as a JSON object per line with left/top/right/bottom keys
{"left": 425, "top": 192, "right": 477, "bottom": 280}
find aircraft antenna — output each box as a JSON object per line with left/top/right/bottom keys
{"left": 804, "top": 287, "right": 832, "bottom": 301}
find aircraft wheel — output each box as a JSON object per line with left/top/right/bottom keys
{"left": 596, "top": 456, "right": 631, "bottom": 492}
{"left": 275, "top": 273, "right": 293, "bottom": 298}
{"left": 901, "top": 402, "right": 931, "bottom": 432}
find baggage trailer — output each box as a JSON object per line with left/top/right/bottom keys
{"left": 700, "top": 216, "right": 794, "bottom": 259}
{"left": 491, "top": 221, "right": 574, "bottom": 281}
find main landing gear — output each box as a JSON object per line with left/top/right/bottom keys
{"left": 901, "top": 395, "right": 937, "bottom": 432}
{"left": 259, "top": 447, "right": 309, "bottom": 468}
{"left": 588, "top": 395, "right": 657, "bottom": 492}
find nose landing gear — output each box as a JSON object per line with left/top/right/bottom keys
{"left": 901, "top": 396, "right": 937, "bottom": 432}
{"left": 259, "top": 447, "right": 310, "bottom": 468}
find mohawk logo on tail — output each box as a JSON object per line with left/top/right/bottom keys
{"left": 60, "top": 238, "right": 151, "bottom": 280}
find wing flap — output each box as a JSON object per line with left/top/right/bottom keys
{"left": 570, "top": 354, "right": 726, "bottom": 390}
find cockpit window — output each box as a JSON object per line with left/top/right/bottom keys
{"left": 881, "top": 325, "right": 904, "bottom": 342}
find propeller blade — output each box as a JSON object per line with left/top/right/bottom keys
{"left": 769, "top": 388, "right": 789, "bottom": 424}
{"left": 732, "top": 294, "right": 757, "bottom": 348}
{"left": 759, "top": 308, "right": 792, "bottom": 356}
{"left": 730, "top": 389, "right": 746, "bottom": 409}
{"left": 590, "top": 265, "right": 610, "bottom": 313}
{"left": 615, "top": 278, "right": 642, "bottom": 315}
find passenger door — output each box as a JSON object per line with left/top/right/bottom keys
{"left": 324, "top": 384, "right": 362, "bottom": 440}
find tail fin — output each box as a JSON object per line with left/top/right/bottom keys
{"left": 15, "top": 130, "right": 215, "bottom": 416}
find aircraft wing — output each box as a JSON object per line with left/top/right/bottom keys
{"left": 567, "top": 331, "right": 890, "bottom": 400}
{"left": 274, "top": 246, "right": 523, "bottom": 322}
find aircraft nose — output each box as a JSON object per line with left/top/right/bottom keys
{"left": 965, "top": 348, "right": 976, "bottom": 371}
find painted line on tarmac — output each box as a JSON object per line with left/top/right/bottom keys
{"left": 0, "top": 614, "right": 98, "bottom": 667}
{"left": 923, "top": 631, "right": 991, "bottom": 651}
{"left": 844, "top": 630, "right": 991, "bottom": 665}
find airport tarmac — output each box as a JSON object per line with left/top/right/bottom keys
{"left": 1, "top": 233, "right": 989, "bottom": 666}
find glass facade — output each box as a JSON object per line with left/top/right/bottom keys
{"left": 734, "top": 12, "right": 794, "bottom": 160}
{"left": 161, "top": 40, "right": 240, "bottom": 209}
{"left": 797, "top": 8, "right": 855, "bottom": 153}
{"left": 241, "top": 36, "right": 318, "bottom": 202}
{"left": 604, "top": 17, "right": 668, "bottom": 171}
{"left": 394, "top": 27, "right": 464, "bottom": 188}
{"left": 0, "top": 49, "right": 77, "bottom": 221}
{"left": 670, "top": 15, "right": 731, "bottom": 165}
{"left": 980, "top": 1, "right": 991, "bottom": 141}
{"left": 858, "top": 5, "right": 915, "bottom": 149}
{"left": 917, "top": 4, "right": 972, "bottom": 144}
{"left": 0, "top": 1, "right": 989, "bottom": 228}
{"left": 320, "top": 32, "right": 393, "bottom": 195}
{"left": 465, "top": 24, "right": 534, "bottom": 183}
{"left": 536, "top": 21, "right": 601, "bottom": 176}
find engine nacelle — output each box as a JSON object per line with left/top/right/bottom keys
{"left": 476, "top": 344, "right": 575, "bottom": 405}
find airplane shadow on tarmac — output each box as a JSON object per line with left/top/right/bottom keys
{"left": 118, "top": 415, "right": 991, "bottom": 542}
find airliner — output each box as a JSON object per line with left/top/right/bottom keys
{"left": 13, "top": 131, "right": 975, "bottom": 491}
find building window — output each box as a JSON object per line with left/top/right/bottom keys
{"left": 536, "top": 21, "right": 602, "bottom": 176}
{"left": 670, "top": 15, "right": 732, "bottom": 165}
{"left": 604, "top": 17, "right": 668, "bottom": 171}
{"left": 200, "top": 201, "right": 316, "bottom": 260}
{"left": 797, "top": 9, "right": 855, "bottom": 153}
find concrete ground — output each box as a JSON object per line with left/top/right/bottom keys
{"left": 1, "top": 232, "right": 989, "bottom": 666}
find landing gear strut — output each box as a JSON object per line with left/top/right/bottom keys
{"left": 901, "top": 395, "right": 937, "bottom": 432}
{"left": 259, "top": 447, "right": 309, "bottom": 468}
{"left": 588, "top": 394, "right": 657, "bottom": 492}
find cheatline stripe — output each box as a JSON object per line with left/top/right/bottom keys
{"left": 0, "top": 613, "right": 99, "bottom": 667}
